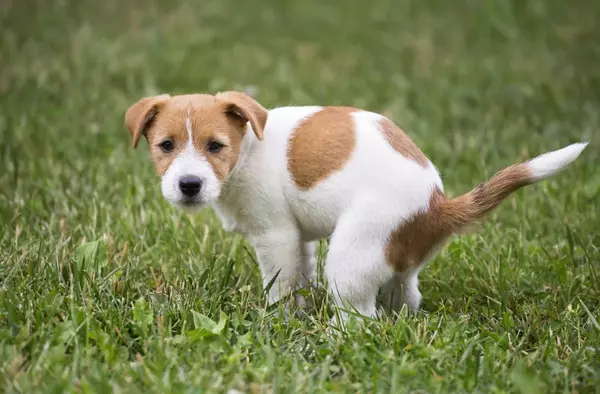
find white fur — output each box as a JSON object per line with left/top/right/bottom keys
{"left": 160, "top": 105, "right": 586, "bottom": 324}
{"left": 527, "top": 142, "right": 588, "bottom": 181}
{"left": 185, "top": 108, "right": 193, "bottom": 139}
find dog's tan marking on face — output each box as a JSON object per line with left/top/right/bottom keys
{"left": 378, "top": 117, "right": 429, "bottom": 168}
{"left": 143, "top": 95, "right": 214, "bottom": 176}
{"left": 128, "top": 92, "right": 267, "bottom": 179}
{"left": 288, "top": 107, "right": 357, "bottom": 190}
{"left": 188, "top": 105, "right": 244, "bottom": 181}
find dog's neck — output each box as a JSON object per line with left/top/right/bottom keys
{"left": 222, "top": 124, "right": 256, "bottom": 194}
{"left": 211, "top": 125, "right": 257, "bottom": 233}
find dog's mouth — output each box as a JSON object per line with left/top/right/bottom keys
{"left": 181, "top": 198, "right": 203, "bottom": 206}
{"left": 173, "top": 197, "right": 206, "bottom": 211}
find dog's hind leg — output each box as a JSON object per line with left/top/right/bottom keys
{"left": 381, "top": 268, "right": 422, "bottom": 314}
{"left": 325, "top": 206, "right": 396, "bottom": 325}
{"left": 300, "top": 241, "right": 318, "bottom": 288}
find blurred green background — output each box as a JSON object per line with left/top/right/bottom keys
{"left": 1, "top": 0, "right": 599, "bottom": 393}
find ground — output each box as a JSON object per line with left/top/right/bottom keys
{"left": 1, "top": 0, "right": 599, "bottom": 392}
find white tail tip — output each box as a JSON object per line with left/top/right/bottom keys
{"left": 527, "top": 142, "right": 588, "bottom": 181}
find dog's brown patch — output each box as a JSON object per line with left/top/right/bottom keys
{"left": 188, "top": 102, "right": 244, "bottom": 181}
{"left": 142, "top": 95, "right": 215, "bottom": 176}
{"left": 378, "top": 117, "right": 429, "bottom": 167}
{"left": 385, "top": 188, "right": 450, "bottom": 271}
{"left": 288, "top": 107, "right": 357, "bottom": 190}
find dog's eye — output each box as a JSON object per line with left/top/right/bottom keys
{"left": 159, "top": 139, "right": 174, "bottom": 153}
{"left": 207, "top": 140, "right": 224, "bottom": 153}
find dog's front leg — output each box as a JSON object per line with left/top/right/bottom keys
{"left": 251, "top": 229, "right": 303, "bottom": 308}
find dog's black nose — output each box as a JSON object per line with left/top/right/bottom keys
{"left": 179, "top": 176, "right": 202, "bottom": 197}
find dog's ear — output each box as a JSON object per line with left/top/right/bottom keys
{"left": 216, "top": 91, "right": 268, "bottom": 141}
{"left": 125, "top": 94, "right": 171, "bottom": 148}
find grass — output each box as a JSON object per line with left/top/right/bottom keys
{"left": 1, "top": 0, "right": 599, "bottom": 392}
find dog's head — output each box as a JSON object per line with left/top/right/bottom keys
{"left": 125, "top": 92, "right": 267, "bottom": 210}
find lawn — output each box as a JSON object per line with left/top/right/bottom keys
{"left": 1, "top": 0, "right": 599, "bottom": 392}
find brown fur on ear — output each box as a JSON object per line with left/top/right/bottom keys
{"left": 125, "top": 94, "right": 171, "bottom": 148}
{"left": 216, "top": 91, "right": 268, "bottom": 140}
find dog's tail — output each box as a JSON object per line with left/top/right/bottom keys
{"left": 438, "top": 142, "right": 588, "bottom": 232}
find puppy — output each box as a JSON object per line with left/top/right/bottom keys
{"left": 125, "top": 91, "right": 587, "bottom": 322}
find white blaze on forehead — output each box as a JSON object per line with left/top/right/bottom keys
{"left": 185, "top": 105, "right": 193, "bottom": 141}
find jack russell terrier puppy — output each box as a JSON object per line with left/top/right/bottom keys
{"left": 125, "top": 91, "right": 587, "bottom": 322}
